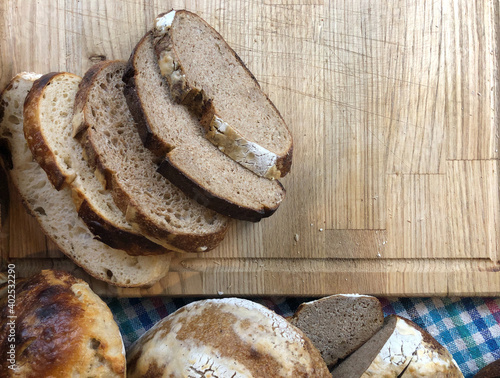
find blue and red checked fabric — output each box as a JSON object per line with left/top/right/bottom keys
{"left": 104, "top": 296, "right": 500, "bottom": 377}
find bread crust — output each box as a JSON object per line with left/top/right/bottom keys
{"left": 75, "top": 60, "right": 229, "bottom": 253}
{"left": 153, "top": 10, "right": 293, "bottom": 178}
{"left": 124, "top": 34, "right": 285, "bottom": 222}
{"left": 157, "top": 155, "right": 282, "bottom": 221}
{"left": 0, "top": 270, "right": 126, "bottom": 376}
{"left": 25, "top": 71, "right": 168, "bottom": 256}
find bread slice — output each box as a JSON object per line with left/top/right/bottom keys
{"left": 72, "top": 60, "right": 229, "bottom": 252}
{"left": 127, "top": 298, "right": 330, "bottom": 377}
{"left": 123, "top": 32, "right": 286, "bottom": 221}
{"left": 331, "top": 315, "right": 463, "bottom": 377}
{"left": 288, "top": 294, "right": 384, "bottom": 367}
{"left": 23, "top": 72, "right": 168, "bottom": 256}
{"left": 0, "top": 72, "right": 170, "bottom": 287}
{"left": 152, "top": 10, "right": 293, "bottom": 180}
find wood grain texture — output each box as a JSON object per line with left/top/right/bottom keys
{"left": 0, "top": 0, "right": 499, "bottom": 296}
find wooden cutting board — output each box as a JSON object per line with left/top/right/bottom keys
{"left": 1, "top": 0, "right": 499, "bottom": 297}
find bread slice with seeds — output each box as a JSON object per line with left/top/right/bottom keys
{"left": 72, "top": 60, "right": 229, "bottom": 253}
{"left": 0, "top": 73, "right": 170, "bottom": 287}
{"left": 23, "top": 71, "right": 168, "bottom": 256}
{"left": 152, "top": 10, "right": 293, "bottom": 180}
{"left": 123, "top": 32, "right": 285, "bottom": 221}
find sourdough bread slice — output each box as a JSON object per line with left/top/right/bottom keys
{"left": 123, "top": 32, "right": 285, "bottom": 221}
{"left": 288, "top": 294, "right": 384, "bottom": 367}
{"left": 23, "top": 72, "right": 168, "bottom": 256}
{"left": 0, "top": 73, "right": 170, "bottom": 287}
{"left": 72, "top": 60, "right": 229, "bottom": 252}
{"left": 331, "top": 315, "right": 463, "bottom": 377}
{"left": 152, "top": 10, "right": 293, "bottom": 179}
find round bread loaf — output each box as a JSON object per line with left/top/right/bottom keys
{"left": 127, "top": 298, "right": 330, "bottom": 377}
{"left": 0, "top": 270, "right": 125, "bottom": 377}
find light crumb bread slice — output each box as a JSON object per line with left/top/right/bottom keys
{"left": 127, "top": 298, "right": 331, "bottom": 377}
{"left": 153, "top": 10, "right": 293, "bottom": 180}
{"left": 72, "top": 61, "right": 229, "bottom": 252}
{"left": 23, "top": 72, "right": 168, "bottom": 256}
{"left": 123, "top": 32, "right": 285, "bottom": 221}
{"left": 288, "top": 294, "right": 384, "bottom": 367}
{"left": 331, "top": 315, "right": 463, "bottom": 377}
{"left": 0, "top": 72, "right": 170, "bottom": 287}
{"left": 0, "top": 270, "right": 126, "bottom": 376}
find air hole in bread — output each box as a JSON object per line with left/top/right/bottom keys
{"left": 106, "top": 269, "right": 113, "bottom": 279}
{"left": 33, "top": 206, "right": 47, "bottom": 216}
{"left": 90, "top": 338, "right": 101, "bottom": 350}
{"left": 8, "top": 115, "right": 20, "bottom": 125}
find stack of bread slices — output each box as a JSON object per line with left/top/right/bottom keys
{"left": 0, "top": 10, "right": 292, "bottom": 287}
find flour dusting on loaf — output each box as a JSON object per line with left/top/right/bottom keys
{"left": 127, "top": 298, "right": 330, "bottom": 377}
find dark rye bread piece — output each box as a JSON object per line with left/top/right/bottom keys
{"left": 123, "top": 32, "right": 286, "bottom": 222}
{"left": 0, "top": 73, "right": 170, "bottom": 287}
{"left": 288, "top": 294, "right": 384, "bottom": 367}
{"left": 23, "top": 72, "right": 168, "bottom": 256}
{"left": 331, "top": 315, "right": 463, "bottom": 377}
{"left": 72, "top": 60, "right": 229, "bottom": 252}
{"left": 152, "top": 10, "right": 293, "bottom": 180}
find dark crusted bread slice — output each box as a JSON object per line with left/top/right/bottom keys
{"left": 152, "top": 10, "right": 293, "bottom": 179}
{"left": 0, "top": 73, "right": 170, "bottom": 287}
{"left": 23, "top": 72, "right": 168, "bottom": 256}
{"left": 123, "top": 32, "right": 285, "bottom": 222}
{"left": 72, "top": 60, "right": 229, "bottom": 252}
{"left": 288, "top": 294, "right": 384, "bottom": 367}
{"left": 331, "top": 315, "right": 463, "bottom": 377}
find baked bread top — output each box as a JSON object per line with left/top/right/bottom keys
{"left": 123, "top": 32, "right": 286, "bottom": 222}
{"left": 23, "top": 71, "right": 168, "bottom": 256}
{"left": 0, "top": 72, "right": 171, "bottom": 286}
{"left": 0, "top": 270, "right": 126, "bottom": 377}
{"left": 152, "top": 10, "right": 293, "bottom": 180}
{"left": 72, "top": 60, "right": 230, "bottom": 253}
{"left": 127, "top": 298, "right": 331, "bottom": 377}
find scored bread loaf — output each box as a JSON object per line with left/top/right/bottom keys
{"left": 23, "top": 72, "right": 168, "bottom": 256}
{"left": 331, "top": 315, "right": 463, "bottom": 377}
{"left": 127, "top": 298, "right": 331, "bottom": 377}
{"left": 0, "top": 72, "right": 170, "bottom": 287}
{"left": 288, "top": 294, "right": 384, "bottom": 367}
{"left": 123, "top": 31, "right": 286, "bottom": 222}
{"left": 72, "top": 60, "right": 230, "bottom": 252}
{"left": 0, "top": 270, "right": 126, "bottom": 377}
{"left": 152, "top": 10, "right": 293, "bottom": 180}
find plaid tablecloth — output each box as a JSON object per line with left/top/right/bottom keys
{"left": 104, "top": 296, "right": 500, "bottom": 377}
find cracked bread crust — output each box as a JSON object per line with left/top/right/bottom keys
{"left": 152, "top": 10, "right": 293, "bottom": 179}
{"left": 127, "top": 298, "right": 331, "bottom": 377}
{"left": 24, "top": 72, "right": 168, "bottom": 256}
{"left": 123, "top": 33, "right": 286, "bottom": 222}
{"left": 73, "top": 60, "right": 229, "bottom": 253}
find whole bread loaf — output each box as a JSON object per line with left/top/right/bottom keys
{"left": 123, "top": 32, "right": 286, "bottom": 222}
{"left": 331, "top": 315, "right": 463, "bottom": 377}
{"left": 72, "top": 60, "right": 230, "bottom": 253}
{"left": 23, "top": 71, "right": 168, "bottom": 256}
{"left": 127, "top": 298, "right": 331, "bottom": 377}
{"left": 0, "top": 270, "right": 126, "bottom": 377}
{"left": 0, "top": 72, "right": 170, "bottom": 287}
{"left": 152, "top": 10, "right": 293, "bottom": 180}
{"left": 289, "top": 294, "right": 384, "bottom": 367}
